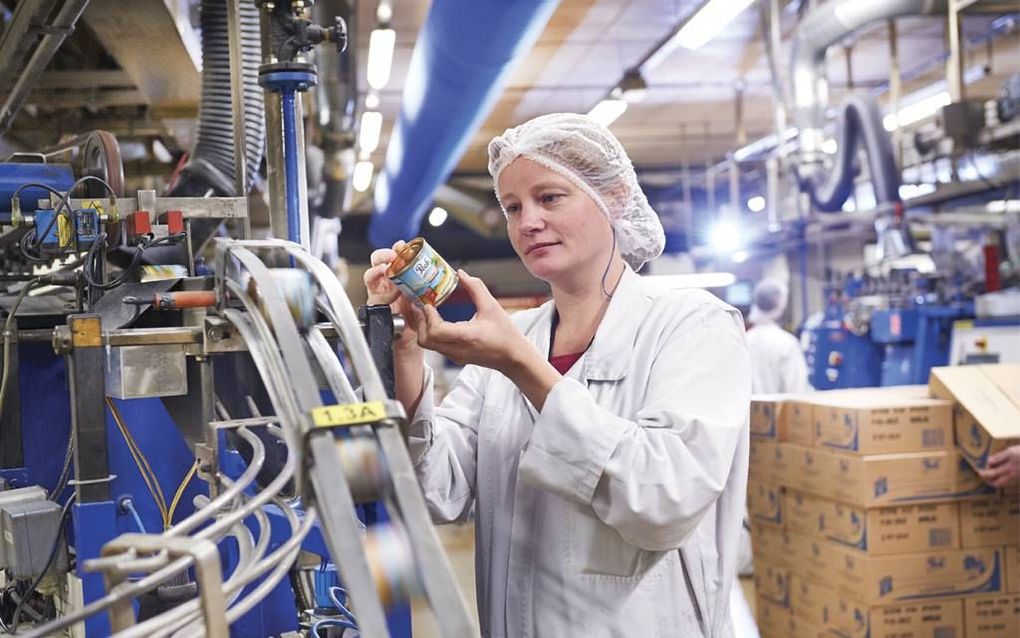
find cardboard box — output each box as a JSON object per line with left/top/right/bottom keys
{"left": 752, "top": 524, "right": 794, "bottom": 571}
{"left": 929, "top": 364, "right": 1020, "bottom": 470}
{"left": 790, "top": 444, "right": 996, "bottom": 507}
{"left": 832, "top": 545, "right": 1004, "bottom": 604}
{"left": 1009, "top": 546, "right": 1019, "bottom": 593}
{"left": 747, "top": 482, "right": 784, "bottom": 528}
{"left": 828, "top": 597, "right": 964, "bottom": 638}
{"left": 960, "top": 497, "right": 1020, "bottom": 547}
{"left": 750, "top": 440, "right": 795, "bottom": 487}
{"left": 789, "top": 575, "right": 837, "bottom": 628}
{"left": 784, "top": 615, "right": 823, "bottom": 638}
{"left": 791, "top": 533, "right": 840, "bottom": 586}
{"left": 964, "top": 593, "right": 1020, "bottom": 638}
{"left": 755, "top": 562, "right": 791, "bottom": 606}
{"left": 751, "top": 394, "right": 792, "bottom": 441}
{"left": 813, "top": 393, "right": 953, "bottom": 455}
{"left": 784, "top": 489, "right": 959, "bottom": 554}
{"left": 787, "top": 399, "right": 816, "bottom": 447}
{"left": 757, "top": 596, "right": 793, "bottom": 638}
{"left": 786, "top": 445, "right": 829, "bottom": 494}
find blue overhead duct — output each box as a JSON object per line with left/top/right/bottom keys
{"left": 368, "top": 0, "right": 560, "bottom": 248}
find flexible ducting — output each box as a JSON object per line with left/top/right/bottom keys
{"left": 368, "top": 0, "right": 560, "bottom": 248}
{"left": 790, "top": 0, "right": 944, "bottom": 156}
{"left": 798, "top": 95, "right": 901, "bottom": 212}
{"left": 170, "top": 0, "right": 265, "bottom": 197}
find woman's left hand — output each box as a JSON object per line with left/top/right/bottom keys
{"left": 416, "top": 270, "right": 534, "bottom": 374}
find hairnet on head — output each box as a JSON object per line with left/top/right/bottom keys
{"left": 749, "top": 278, "right": 789, "bottom": 324}
{"left": 487, "top": 113, "right": 665, "bottom": 271}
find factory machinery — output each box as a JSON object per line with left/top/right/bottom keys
{"left": 730, "top": 0, "right": 1020, "bottom": 390}
{"left": 0, "top": 2, "right": 476, "bottom": 637}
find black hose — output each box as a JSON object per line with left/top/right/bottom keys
{"left": 798, "top": 94, "right": 902, "bottom": 213}
{"left": 170, "top": 0, "right": 265, "bottom": 199}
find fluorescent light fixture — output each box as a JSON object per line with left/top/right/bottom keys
{"left": 365, "top": 92, "right": 380, "bottom": 110}
{"left": 746, "top": 196, "right": 765, "bottom": 213}
{"left": 821, "top": 138, "right": 838, "bottom": 154}
{"left": 367, "top": 28, "right": 396, "bottom": 90}
{"left": 898, "top": 183, "right": 937, "bottom": 200}
{"left": 883, "top": 91, "right": 951, "bottom": 131}
{"left": 987, "top": 200, "right": 1020, "bottom": 213}
{"left": 733, "top": 127, "right": 798, "bottom": 162}
{"left": 642, "top": 272, "right": 737, "bottom": 290}
{"left": 709, "top": 221, "right": 742, "bottom": 253}
{"left": 376, "top": 1, "right": 393, "bottom": 23}
{"left": 587, "top": 99, "right": 628, "bottom": 127}
{"left": 675, "top": 0, "right": 757, "bottom": 49}
{"left": 732, "top": 250, "right": 749, "bottom": 263}
{"left": 353, "top": 161, "right": 374, "bottom": 192}
{"left": 358, "top": 111, "right": 383, "bottom": 154}
{"left": 428, "top": 206, "right": 448, "bottom": 227}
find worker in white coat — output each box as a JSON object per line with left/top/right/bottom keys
{"left": 364, "top": 113, "right": 751, "bottom": 637}
{"left": 745, "top": 279, "right": 811, "bottom": 394}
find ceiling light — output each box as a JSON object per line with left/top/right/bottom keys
{"left": 642, "top": 272, "right": 737, "bottom": 290}
{"left": 358, "top": 111, "right": 383, "bottom": 154}
{"left": 883, "top": 91, "right": 951, "bottom": 131}
{"left": 821, "top": 138, "right": 838, "bottom": 154}
{"left": 646, "top": 0, "right": 757, "bottom": 65}
{"left": 365, "top": 92, "right": 380, "bottom": 110}
{"left": 367, "top": 28, "right": 396, "bottom": 90}
{"left": 619, "top": 69, "right": 648, "bottom": 103}
{"left": 587, "top": 99, "right": 628, "bottom": 128}
{"left": 746, "top": 196, "right": 765, "bottom": 213}
{"left": 376, "top": 1, "right": 393, "bottom": 23}
{"left": 152, "top": 139, "right": 173, "bottom": 163}
{"left": 732, "top": 250, "right": 749, "bottom": 263}
{"left": 428, "top": 206, "right": 448, "bottom": 227}
{"left": 353, "top": 161, "right": 374, "bottom": 192}
{"left": 709, "top": 221, "right": 742, "bottom": 253}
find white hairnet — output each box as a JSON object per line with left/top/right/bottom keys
{"left": 749, "top": 278, "right": 789, "bottom": 324}
{"left": 487, "top": 113, "right": 665, "bottom": 270}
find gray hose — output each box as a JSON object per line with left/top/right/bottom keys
{"left": 175, "top": 0, "right": 265, "bottom": 196}
{"left": 799, "top": 94, "right": 902, "bottom": 212}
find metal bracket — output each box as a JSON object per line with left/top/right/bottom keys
{"left": 98, "top": 534, "right": 227, "bottom": 636}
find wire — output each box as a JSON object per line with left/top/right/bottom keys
{"left": 10, "top": 493, "right": 76, "bottom": 632}
{"left": 0, "top": 278, "right": 40, "bottom": 421}
{"left": 312, "top": 617, "right": 358, "bottom": 637}
{"left": 328, "top": 586, "right": 358, "bottom": 625}
{"left": 122, "top": 499, "right": 148, "bottom": 534}
{"left": 106, "top": 397, "right": 169, "bottom": 526}
{"left": 82, "top": 231, "right": 186, "bottom": 291}
{"left": 166, "top": 461, "right": 199, "bottom": 530}
{"left": 48, "top": 433, "right": 74, "bottom": 500}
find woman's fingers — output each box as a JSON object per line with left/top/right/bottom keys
{"left": 457, "top": 269, "right": 497, "bottom": 312}
{"left": 369, "top": 248, "right": 397, "bottom": 268}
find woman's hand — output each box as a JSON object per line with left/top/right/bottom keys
{"left": 363, "top": 240, "right": 424, "bottom": 352}
{"left": 979, "top": 445, "right": 1020, "bottom": 488}
{"left": 417, "top": 270, "right": 562, "bottom": 409}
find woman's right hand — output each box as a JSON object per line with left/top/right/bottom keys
{"left": 364, "top": 240, "right": 423, "bottom": 351}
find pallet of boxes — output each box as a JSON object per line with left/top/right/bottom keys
{"left": 748, "top": 365, "right": 1020, "bottom": 638}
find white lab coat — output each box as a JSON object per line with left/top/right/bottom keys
{"left": 745, "top": 320, "right": 812, "bottom": 394}
{"left": 408, "top": 267, "right": 751, "bottom": 637}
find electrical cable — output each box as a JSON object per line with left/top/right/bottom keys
{"left": 106, "top": 397, "right": 169, "bottom": 525}
{"left": 165, "top": 461, "right": 199, "bottom": 530}
{"left": 312, "top": 617, "right": 358, "bottom": 637}
{"left": 328, "top": 586, "right": 358, "bottom": 626}
{"left": 83, "top": 231, "right": 186, "bottom": 291}
{"left": 48, "top": 433, "right": 74, "bottom": 500}
{"left": 123, "top": 499, "right": 148, "bottom": 534}
{"left": 10, "top": 493, "right": 76, "bottom": 632}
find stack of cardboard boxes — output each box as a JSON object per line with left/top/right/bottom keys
{"left": 748, "top": 364, "right": 1020, "bottom": 638}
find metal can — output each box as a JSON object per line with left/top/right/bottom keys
{"left": 386, "top": 237, "right": 458, "bottom": 307}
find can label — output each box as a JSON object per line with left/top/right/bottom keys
{"left": 390, "top": 240, "right": 457, "bottom": 306}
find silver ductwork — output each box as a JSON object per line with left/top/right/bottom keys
{"left": 790, "top": 0, "right": 945, "bottom": 158}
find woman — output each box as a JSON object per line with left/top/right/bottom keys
{"left": 364, "top": 113, "right": 750, "bottom": 637}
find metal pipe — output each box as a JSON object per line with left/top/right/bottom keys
{"left": 226, "top": 0, "right": 249, "bottom": 200}
{"left": 294, "top": 92, "right": 311, "bottom": 248}
{"left": 946, "top": 2, "right": 965, "bottom": 101}
{"left": 281, "top": 89, "right": 302, "bottom": 244}
{"left": 888, "top": 19, "right": 903, "bottom": 166}
{"left": 789, "top": 0, "right": 944, "bottom": 158}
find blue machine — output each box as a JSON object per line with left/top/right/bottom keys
{"left": 0, "top": 162, "right": 75, "bottom": 214}
{"left": 805, "top": 274, "right": 974, "bottom": 389}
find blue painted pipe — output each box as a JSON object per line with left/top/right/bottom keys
{"left": 0, "top": 163, "right": 74, "bottom": 213}
{"left": 369, "top": 0, "right": 560, "bottom": 248}
{"left": 282, "top": 88, "right": 302, "bottom": 244}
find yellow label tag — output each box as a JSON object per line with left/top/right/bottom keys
{"left": 954, "top": 320, "right": 974, "bottom": 330}
{"left": 57, "top": 214, "right": 73, "bottom": 248}
{"left": 312, "top": 401, "right": 386, "bottom": 428}
{"left": 84, "top": 200, "right": 103, "bottom": 214}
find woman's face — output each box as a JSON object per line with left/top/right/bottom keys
{"left": 497, "top": 157, "right": 614, "bottom": 285}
